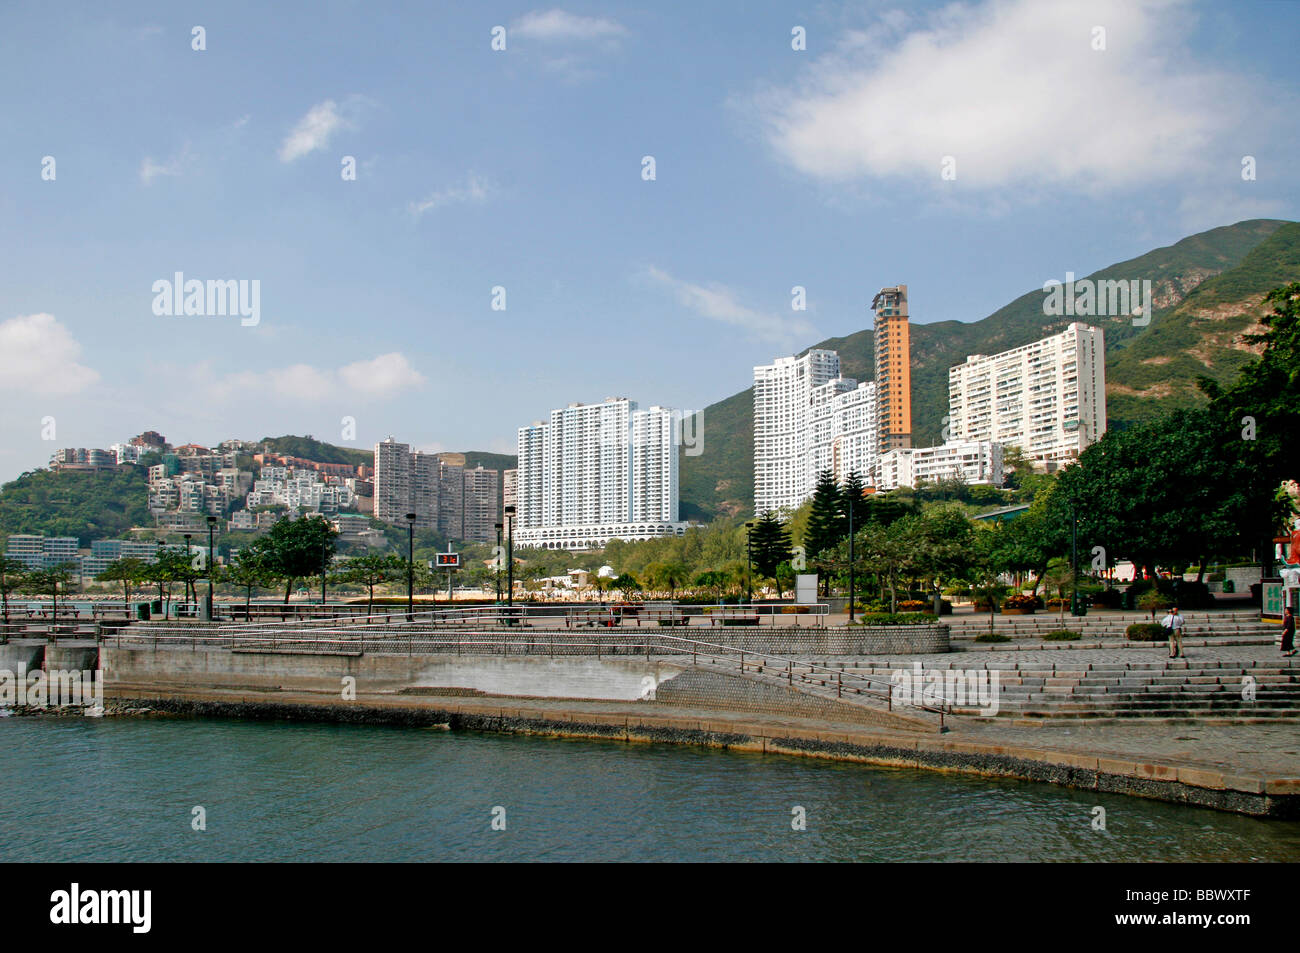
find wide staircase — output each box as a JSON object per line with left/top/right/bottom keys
{"left": 837, "top": 655, "right": 1300, "bottom": 722}
{"left": 945, "top": 609, "right": 1277, "bottom": 645}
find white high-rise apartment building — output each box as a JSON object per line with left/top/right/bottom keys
{"left": 515, "top": 398, "right": 685, "bottom": 549}
{"left": 753, "top": 349, "right": 841, "bottom": 514}
{"left": 877, "top": 440, "right": 1004, "bottom": 492}
{"left": 754, "top": 351, "right": 879, "bottom": 514}
{"left": 947, "top": 322, "right": 1106, "bottom": 469}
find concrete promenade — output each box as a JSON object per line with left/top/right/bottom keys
{"left": 104, "top": 661, "right": 1300, "bottom": 817}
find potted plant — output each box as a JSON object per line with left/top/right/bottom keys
{"left": 1002, "top": 593, "right": 1038, "bottom": 615}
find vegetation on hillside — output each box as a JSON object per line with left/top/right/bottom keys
{"left": 0, "top": 467, "right": 152, "bottom": 546}
{"left": 679, "top": 218, "right": 1294, "bottom": 517}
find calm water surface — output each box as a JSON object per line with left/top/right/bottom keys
{"left": 1, "top": 717, "right": 1298, "bottom": 862}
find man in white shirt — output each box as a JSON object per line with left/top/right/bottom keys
{"left": 1161, "top": 605, "right": 1187, "bottom": 659}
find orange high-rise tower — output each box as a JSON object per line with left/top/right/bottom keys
{"left": 871, "top": 284, "right": 912, "bottom": 454}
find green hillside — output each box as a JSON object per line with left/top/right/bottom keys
{"left": 679, "top": 218, "right": 1295, "bottom": 519}
{"left": 259, "top": 434, "right": 373, "bottom": 466}
{"left": 461, "top": 451, "right": 517, "bottom": 472}
{"left": 0, "top": 467, "right": 152, "bottom": 547}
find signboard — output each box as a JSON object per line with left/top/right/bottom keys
{"left": 795, "top": 573, "right": 818, "bottom": 605}
{"left": 435, "top": 552, "right": 460, "bottom": 568}
{"left": 1263, "top": 579, "right": 1283, "bottom": 621}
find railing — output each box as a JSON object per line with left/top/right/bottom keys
{"left": 99, "top": 623, "right": 947, "bottom": 727}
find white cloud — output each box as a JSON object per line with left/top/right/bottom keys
{"left": 409, "top": 173, "right": 494, "bottom": 217}
{"left": 338, "top": 353, "right": 427, "bottom": 398}
{"left": 645, "top": 267, "right": 816, "bottom": 344}
{"left": 0, "top": 313, "right": 99, "bottom": 396}
{"left": 140, "top": 143, "right": 194, "bottom": 184}
{"left": 755, "top": 0, "right": 1254, "bottom": 193}
{"left": 278, "top": 100, "right": 348, "bottom": 163}
{"left": 513, "top": 9, "right": 628, "bottom": 41}
{"left": 205, "top": 353, "right": 426, "bottom": 403}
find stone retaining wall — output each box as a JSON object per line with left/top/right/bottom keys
{"left": 115, "top": 624, "right": 948, "bottom": 657}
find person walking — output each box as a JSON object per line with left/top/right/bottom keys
{"left": 1161, "top": 605, "right": 1187, "bottom": 659}
{"left": 1281, "top": 606, "right": 1296, "bottom": 657}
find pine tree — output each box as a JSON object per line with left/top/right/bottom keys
{"left": 840, "top": 471, "right": 868, "bottom": 527}
{"left": 805, "top": 470, "right": 846, "bottom": 557}
{"left": 750, "top": 511, "right": 793, "bottom": 581}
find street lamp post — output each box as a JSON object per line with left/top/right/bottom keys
{"left": 745, "top": 521, "right": 755, "bottom": 605}
{"left": 183, "top": 533, "right": 193, "bottom": 608}
{"left": 206, "top": 515, "right": 216, "bottom": 621}
{"left": 1070, "top": 499, "right": 1081, "bottom": 616}
{"left": 504, "top": 505, "right": 516, "bottom": 609}
{"left": 848, "top": 494, "right": 856, "bottom": 623}
{"left": 406, "top": 512, "right": 416, "bottom": 621}
{"left": 494, "top": 522, "right": 504, "bottom": 603}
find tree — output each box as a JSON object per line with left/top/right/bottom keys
{"left": 645, "top": 561, "right": 689, "bottom": 600}
{"left": 906, "top": 507, "right": 976, "bottom": 613}
{"left": 0, "top": 555, "right": 28, "bottom": 629}
{"left": 805, "top": 470, "right": 847, "bottom": 558}
{"left": 967, "top": 526, "right": 1013, "bottom": 637}
{"left": 611, "top": 573, "right": 639, "bottom": 598}
{"left": 335, "top": 552, "right": 404, "bottom": 615}
{"left": 749, "top": 511, "right": 793, "bottom": 585}
{"left": 840, "top": 471, "right": 868, "bottom": 527}
{"left": 1041, "top": 557, "right": 1075, "bottom": 624}
{"left": 260, "top": 515, "right": 340, "bottom": 603}
{"left": 21, "top": 562, "right": 76, "bottom": 629}
{"left": 1199, "top": 282, "right": 1300, "bottom": 572}
{"left": 96, "top": 557, "right": 146, "bottom": 609}
{"left": 693, "top": 570, "right": 728, "bottom": 602}
{"left": 145, "top": 549, "right": 191, "bottom": 613}
{"left": 222, "top": 547, "right": 277, "bottom": 613}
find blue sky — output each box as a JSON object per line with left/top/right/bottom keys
{"left": 1, "top": 0, "right": 1298, "bottom": 480}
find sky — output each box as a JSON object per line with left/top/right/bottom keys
{"left": 1, "top": 0, "right": 1298, "bottom": 481}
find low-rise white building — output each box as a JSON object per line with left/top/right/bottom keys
{"left": 877, "top": 440, "right": 1005, "bottom": 491}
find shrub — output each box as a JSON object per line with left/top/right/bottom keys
{"left": 974, "top": 632, "right": 1011, "bottom": 643}
{"left": 1137, "top": 591, "right": 1173, "bottom": 615}
{"left": 1003, "top": 594, "right": 1039, "bottom": 610}
{"left": 896, "top": 599, "right": 930, "bottom": 612}
{"left": 1045, "top": 597, "right": 1069, "bottom": 611}
{"left": 972, "top": 599, "right": 999, "bottom": 612}
{"left": 1091, "top": 588, "right": 1122, "bottom": 609}
{"left": 1171, "top": 580, "right": 1215, "bottom": 609}
{"left": 1043, "top": 629, "right": 1081, "bottom": 641}
{"left": 1126, "top": 622, "right": 1168, "bottom": 641}
{"left": 1221, "top": 579, "right": 1235, "bottom": 593}
{"left": 851, "top": 612, "right": 937, "bottom": 626}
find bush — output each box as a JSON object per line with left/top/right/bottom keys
{"left": 896, "top": 599, "right": 930, "bottom": 612}
{"left": 1043, "top": 629, "right": 1081, "bottom": 641}
{"left": 1127, "top": 622, "right": 1168, "bottom": 641}
{"left": 851, "top": 612, "right": 938, "bottom": 626}
{"left": 1138, "top": 591, "right": 1173, "bottom": 615}
{"left": 972, "top": 600, "right": 999, "bottom": 612}
{"left": 1221, "top": 579, "right": 1235, "bottom": 593}
{"left": 1171, "top": 580, "right": 1215, "bottom": 609}
{"left": 1091, "top": 588, "right": 1122, "bottom": 609}
{"left": 974, "top": 632, "right": 1011, "bottom": 642}
{"left": 1003, "top": 594, "right": 1039, "bottom": 610}
{"left": 1045, "top": 597, "right": 1069, "bottom": 611}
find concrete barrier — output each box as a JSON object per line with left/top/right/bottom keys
{"left": 104, "top": 645, "right": 683, "bottom": 701}
{"left": 47, "top": 641, "right": 99, "bottom": 672}
{"left": 0, "top": 639, "right": 46, "bottom": 672}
